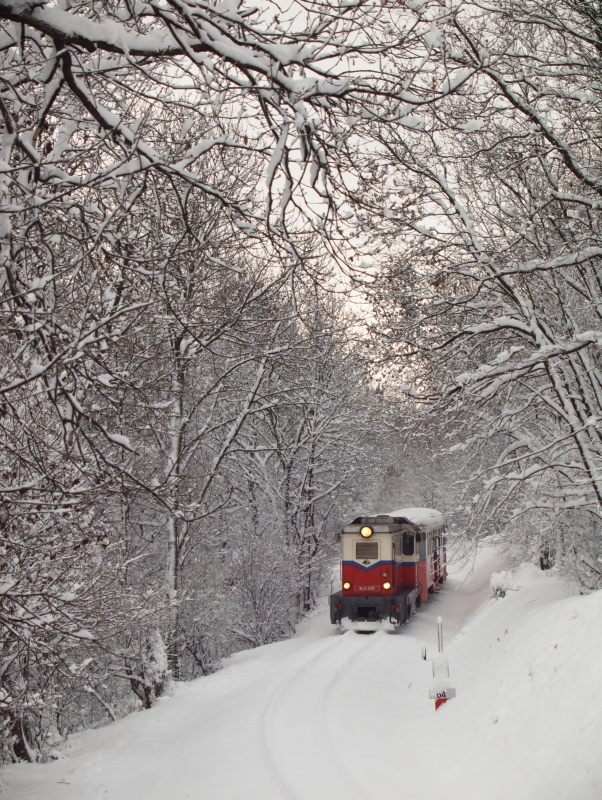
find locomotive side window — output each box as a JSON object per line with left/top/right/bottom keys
{"left": 402, "top": 532, "right": 415, "bottom": 556}
{"left": 355, "top": 541, "right": 379, "bottom": 560}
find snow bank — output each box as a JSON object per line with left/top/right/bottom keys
{"left": 490, "top": 569, "right": 520, "bottom": 597}
{"left": 431, "top": 563, "right": 602, "bottom": 800}
{"left": 5, "top": 555, "right": 602, "bottom": 800}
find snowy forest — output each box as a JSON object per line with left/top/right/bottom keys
{"left": 1, "top": 0, "right": 602, "bottom": 763}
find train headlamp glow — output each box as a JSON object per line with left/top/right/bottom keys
{"left": 360, "top": 525, "right": 374, "bottom": 538}
{"left": 343, "top": 582, "right": 351, "bottom": 590}
{"left": 383, "top": 582, "right": 391, "bottom": 590}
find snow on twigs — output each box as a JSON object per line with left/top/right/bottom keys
{"left": 72, "top": 629, "right": 96, "bottom": 640}
{"left": 490, "top": 572, "right": 520, "bottom": 598}
{"left": 104, "top": 432, "right": 135, "bottom": 451}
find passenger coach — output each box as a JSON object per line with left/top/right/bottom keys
{"left": 329, "top": 507, "right": 447, "bottom": 629}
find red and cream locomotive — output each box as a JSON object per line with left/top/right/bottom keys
{"left": 329, "top": 508, "right": 447, "bottom": 629}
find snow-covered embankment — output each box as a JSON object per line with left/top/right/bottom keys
{"left": 4, "top": 551, "right": 602, "bottom": 800}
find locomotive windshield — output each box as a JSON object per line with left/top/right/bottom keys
{"left": 355, "top": 541, "right": 378, "bottom": 560}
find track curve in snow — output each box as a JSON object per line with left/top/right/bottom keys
{"left": 262, "top": 630, "right": 377, "bottom": 800}
{"left": 5, "top": 549, "right": 526, "bottom": 800}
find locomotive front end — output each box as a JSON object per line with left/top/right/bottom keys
{"left": 330, "top": 514, "right": 417, "bottom": 630}
{"left": 329, "top": 508, "right": 447, "bottom": 631}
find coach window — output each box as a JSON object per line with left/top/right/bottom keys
{"left": 402, "top": 532, "right": 415, "bottom": 556}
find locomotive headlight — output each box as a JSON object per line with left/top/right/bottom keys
{"left": 343, "top": 581, "right": 351, "bottom": 590}
{"left": 383, "top": 581, "right": 391, "bottom": 590}
{"left": 360, "top": 525, "right": 373, "bottom": 538}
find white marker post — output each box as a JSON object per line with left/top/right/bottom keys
{"left": 429, "top": 616, "right": 456, "bottom": 710}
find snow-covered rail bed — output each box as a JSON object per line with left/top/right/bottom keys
{"left": 5, "top": 549, "right": 602, "bottom": 800}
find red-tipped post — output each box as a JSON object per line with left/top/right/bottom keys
{"left": 429, "top": 617, "right": 456, "bottom": 710}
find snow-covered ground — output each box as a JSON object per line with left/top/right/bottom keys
{"left": 5, "top": 549, "right": 602, "bottom": 800}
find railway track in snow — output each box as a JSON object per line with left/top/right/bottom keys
{"left": 261, "top": 630, "right": 381, "bottom": 800}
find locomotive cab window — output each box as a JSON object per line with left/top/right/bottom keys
{"left": 355, "top": 541, "right": 379, "bottom": 560}
{"left": 402, "top": 532, "right": 415, "bottom": 556}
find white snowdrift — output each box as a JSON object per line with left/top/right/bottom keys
{"left": 432, "top": 563, "right": 602, "bottom": 800}
{"left": 490, "top": 569, "right": 521, "bottom": 597}
{"left": 4, "top": 553, "right": 601, "bottom": 800}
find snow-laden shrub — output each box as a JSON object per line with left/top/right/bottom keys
{"left": 491, "top": 571, "right": 520, "bottom": 598}
{"left": 128, "top": 630, "right": 172, "bottom": 709}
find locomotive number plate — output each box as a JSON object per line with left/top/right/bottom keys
{"left": 428, "top": 688, "right": 456, "bottom": 699}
